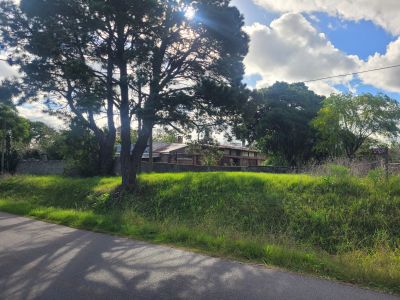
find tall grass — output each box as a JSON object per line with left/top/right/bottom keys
{"left": 0, "top": 172, "right": 399, "bottom": 294}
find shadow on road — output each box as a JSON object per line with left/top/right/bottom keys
{"left": 0, "top": 213, "right": 397, "bottom": 300}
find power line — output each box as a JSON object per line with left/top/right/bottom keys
{"left": 302, "top": 64, "right": 400, "bottom": 83}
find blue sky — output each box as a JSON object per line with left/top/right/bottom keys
{"left": 232, "top": 0, "right": 278, "bottom": 25}
{"left": 232, "top": 0, "right": 400, "bottom": 101}
{"left": 307, "top": 13, "right": 395, "bottom": 60}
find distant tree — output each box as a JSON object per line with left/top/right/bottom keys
{"left": 312, "top": 93, "right": 400, "bottom": 159}
{"left": 200, "top": 146, "right": 224, "bottom": 166}
{"left": 58, "top": 119, "right": 102, "bottom": 177}
{"left": 234, "top": 82, "right": 324, "bottom": 166}
{"left": 26, "top": 121, "right": 64, "bottom": 160}
{"left": 153, "top": 129, "right": 180, "bottom": 144}
{"left": 0, "top": 105, "right": 30, "bottom": 174}
{"left": 28, "top": 122, "right": 56, "bottom": 147}
{"left": 0, "top": 80, "right": 30, "bottom": 173}
{"left": 0, "top": 0, "right": 117, "bottom": 175}
{"left": 187, "top": 139, "right": 223, "bottom": 166}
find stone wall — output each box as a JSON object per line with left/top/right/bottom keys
{"left": 15, "top": 160, "right": 293, "bottom": 176}
{"left": 16, "top": 160, "right": 65, "bottom": 175}
{"left": 114, "top": 160, "right": 293, "bottom": 175}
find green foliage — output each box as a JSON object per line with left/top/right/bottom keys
{"left": 153, "top": 129, "right": 180, "bottom": 144}
{"left": 58, "top": 120, "right": 101, "bottom": 176}
{"left": 0, "top": 96, "right": 30, "bottom": 173}
{"left": 0, "top": 79, "right": 20, "bottom": 108}
{"left": 23, "top": 121, "right": 64, "bottom": 160}
{"left": 0, "top": 105, "right": 30, "bottom": 145}
{"left": 200, "top": 148, "right": 224, "bottom": 166}
{"left": 187, "top": 139, "right": 224, "bottom": 166}
{"left": 0, "top": 173, "right": 399, "bottom": 293}
{"left": 367, "top": 168, "right": 387, "bottom": 185}
{"left": 323, "top": 164, "right": 351, "bottom": 178}
{"left": 263, "top": 154, "right": 290, "bottom": 167}
{"left": 235, "top": 82, "right": 324, "bottom": 166}
{"left": 313, "top": 93, "right": 400, "bottom": 159}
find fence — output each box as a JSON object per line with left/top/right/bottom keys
{"left": 17, "top": 159, "right": 396, "bottom": 177}
{"left": 16, "top": 160, "right": 65, "bottom": 175}
{"left": 12, "top": 160, "right": 296, "bottom": 176}
{"left": 113, "top": 160, "right": 295, "bottom": 175}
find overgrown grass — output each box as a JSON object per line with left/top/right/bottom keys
{"left": 0, "top": 172, "right": 399, "bottom": 294}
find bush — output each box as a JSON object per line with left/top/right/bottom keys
{"left": 367, "top": 168, "right": 386, "bottom": 185}
{"left": 324, "top": 164, "right": 350, "bottom": 178}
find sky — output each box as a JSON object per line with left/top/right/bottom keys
{"left": 1, "top": 0, "right": 400, "bottom": 129}
{"left": 232, "top": 0, "right": 400, "bottom": 99}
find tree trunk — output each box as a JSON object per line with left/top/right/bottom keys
{"left": 0, "top": 138, "right": 5, "bottom": 175}
{"left": 117, "top": 45, "right": 134, "bottom": 188}
{"left": 126, "top": 119, "right": 153, "bottom": 189}
{"left": 116, "top": 23, "right": 155, "bottom": 190}
{"left": 99, "top": 52, "right": 117, "bottom": 176}
{"left": 148, "top": 127, "right": 153, "bottom": 172}
{"left": 1, "top": 119, "right": 6, "bottom": 175}
{"left": 99, "top": 138, "right": 115, "bottom": 175}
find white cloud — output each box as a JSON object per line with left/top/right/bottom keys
{"left": 253, "top": 0, "right": 400, "bottom": 35}
{"left": 17, "top": 103, "right": 66, "bottom": 129}
{"left": 243, "top": 13, "right": 361, "bottom": 95}
{"left": 0, "top": 61, "right": 18, "bottom": 80}
{"left": 308, "top": 14, "right": 320, "bottom": 23}
{"left": 1, "top": 57, "right": 64, "bottom": 129}
{"left": 360, "top": 38, "right": 400, "bottom": 93}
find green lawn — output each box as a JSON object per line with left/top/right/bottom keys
{"left": 0, "top": 172, "right": 399, "bottom": 294}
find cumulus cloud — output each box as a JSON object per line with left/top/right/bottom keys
{"left": 254, "top": 0, "right": 400, "bottom": 35}
{"left": 360, "top": 38, "right": 400, "bottom": 93}
{"left": 0, "top": 61, "right": 18, "bottom": 80}
{"left": 244, "top": 13, "right": 360, "bottom": 95}
{"left": 17, "top": 103, "right": 66, "bottom": 129}
{"left": 1, "top": 57, "right": 64, "bottom": 129}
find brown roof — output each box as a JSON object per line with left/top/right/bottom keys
{"left": 217, "top": 144, "right": 261, "bottom": 153}
{"left": 154, "top": 143, "right": 187, "bottom": 154}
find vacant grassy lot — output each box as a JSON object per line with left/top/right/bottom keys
{"left": 0, "top": 172, "right": 399, "bottom": 294}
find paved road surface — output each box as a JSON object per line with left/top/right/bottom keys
{"left": 0, "top": 212, "right": 398, "bottom": 300}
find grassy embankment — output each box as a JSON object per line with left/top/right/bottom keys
{"left": 0, "top": 171, "right": 399, "bottom": 294}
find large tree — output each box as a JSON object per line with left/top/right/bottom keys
{"left": 1, "top": 0, "right": 248, "bottom": 189}
{"left": 0, "top": 0, "right": 117, "bottom": 175}
{"left": 234, "top": 82, "right": 324, "bottom": 166}
{"left": 105, "top": 0, "right": 248, "bottom": 189}
{"left": 312, "top": 93, "right": 400, "bottom": 159}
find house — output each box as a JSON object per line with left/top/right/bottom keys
{"left": 115, "top": 143, "right": 266, "bottom": 167}
{"left": 218, "top": 144, "right": 265, "bottom": 167}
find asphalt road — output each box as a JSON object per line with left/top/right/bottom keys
{"left": 0, "top": 212, "right": 398, "bottom": 300}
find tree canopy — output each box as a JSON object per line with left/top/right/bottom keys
{"left": 0, "top": 81, "right": 30, "bottom": 173}
{"left": 235, "top": 82, "right": 324, "bottom": 166}
{"left": 312, "top": 93, "right": 400, "bottom": 159}
{"left": 1, "top": 0, "right": 118, "bottom": 175}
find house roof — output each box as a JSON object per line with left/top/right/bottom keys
{"left": 115, "top": 142, "right": 260, "bottom": 157}
{"left": 218, "top": 144, "right": 261, "bottom": 153}
{"left": 154, "top": 143, "right": 187, "bottom": 154}
{"left": 114, "top": 142, "right": 187, "bottom": 157}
